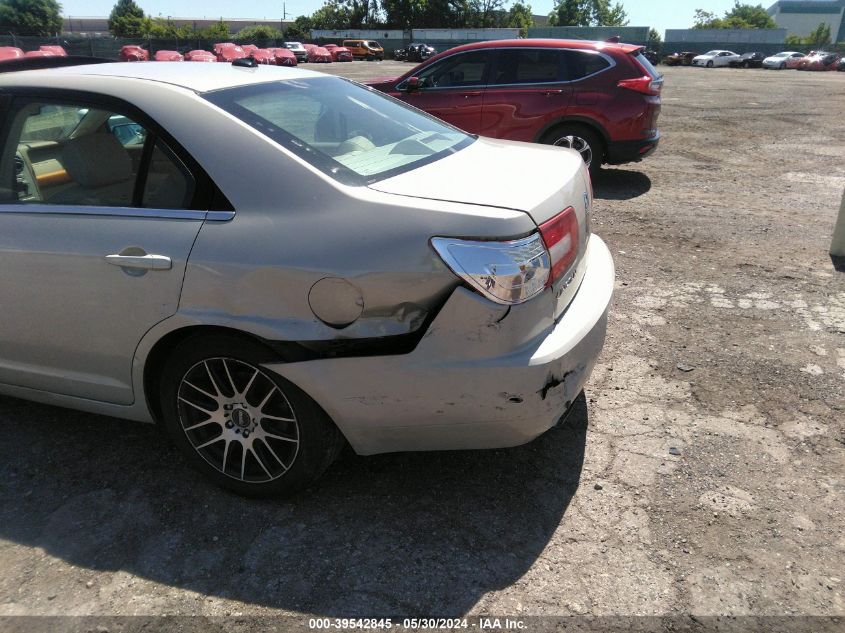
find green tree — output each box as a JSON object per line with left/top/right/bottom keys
{"left": 593, "top": 0, "right": 628, "bottom": 26}
{"left": 549, "top": 0, "right": 590, "bottom": 26}
{"left": 140, "top": 17, "right": 196, "bottom": 38}
{"left": 723, "top": 2, "right": 776, "bottom": 28}
{"left": 784, "top": 34, "right": 803, "bottom": 47}
{"left": 0, "top": 0, "right": 63, "bottom": 36}
{"left": 506, "top": 1, "right": 534, "bottom": 36}
{"left": 647, "top": 27, "right": 661, "bottom": 50}
{"left": 310, "top": 0, "right": 352, "bottom": 29}
{"left": 381, "top": 0, "right": 416, "bottom": 27}
{"left": 549, "top": 0, "right": 627, "bottom": 27}
{"left": 108, "top": 0, "right": 146, "bottom": 36}
{"left": 692, "top": 3, "right": 776, "bottom": 29}
{"left": 201, "top": 18, "right": 230, "bottom": 39}
{"left": 235, "top": 24, "right": 284, "bottom": 41}
{"left": 805, "top": 21, "right": 831, "bottom": 47}
{"left": 284, "top": 15, "right": 313, "bottom": 39}
{"left": 468, "top": 0, "right": 508, "bottom": 28}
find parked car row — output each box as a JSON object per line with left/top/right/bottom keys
{"left": 663, "top": 48, "right": 845, "bottom": 71}
{"left": 115, "top": 41, "right": 360, "bottom": 65}
{"left": 0, "top": 45, "right": 68, "bottom": 61}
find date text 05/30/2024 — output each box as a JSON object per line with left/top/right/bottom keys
{"left": 308, "top": 618, "right": 526, "bottom": 630}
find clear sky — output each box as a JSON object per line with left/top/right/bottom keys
{"left": 60, "top": 0, "right": 742, "bottom": 37}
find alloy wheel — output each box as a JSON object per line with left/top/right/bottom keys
{"left": 176, "top": 358, "right": 300, "bottom": 483}
{"left": 552, "top": 135, "right": 593, "bottom": 167}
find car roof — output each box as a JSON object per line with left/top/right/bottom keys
{"left": 441, "top": 38, "right": 643, "bottom": 55}
{"left": 0, "top": 61, "right": 325, "bottom": 93}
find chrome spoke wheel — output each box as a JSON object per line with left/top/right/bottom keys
{"left": 553, "top": 135, "right": 593, "bottom": 167}
{"left": 176, "top": 358, "right": 300, "bottom": 483}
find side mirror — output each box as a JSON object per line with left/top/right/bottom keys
{"left": 406, "top": 76, "right": 421, "bottom": 92}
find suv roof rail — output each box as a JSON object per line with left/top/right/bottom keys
{"left": 0, "top": 56, "right": 113, "bottom": 74}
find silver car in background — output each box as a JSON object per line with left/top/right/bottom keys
{"left": 692, "top": 50, "right": 740, "bottom": 67}
{"left": 762, "top": 51, "right": 805, "bottom": 69}
{"left": 282, "top": 41, "right": 308, "bottom": 63}
{"left": 0, "top": 61, "right": 614, "bottom": 496}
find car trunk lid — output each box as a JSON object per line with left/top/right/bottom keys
{"left": 368, "top": 136, "right": 588, "bottom": 224}
{"left": 369, "top": 136, "right": 593, "bottom": 319}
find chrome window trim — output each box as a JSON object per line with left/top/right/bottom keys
{"left": 0, "top": 204, "right": 234, "bottom": 221}
{"left": 396, "top": 46, "right": 617, "bottom": 92}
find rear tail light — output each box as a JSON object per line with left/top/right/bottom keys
{"left": 431, "top": 207, "right": 580, "bottom": 305}
{"left": 431, "top": 234, "right": 550, "bottom": 305}
{"left": 618, "top": 75, "right": 662, "bottom": 96}
{"left": 539, "top": 207, "right": 579, "bottom": 286}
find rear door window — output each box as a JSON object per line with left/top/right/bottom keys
{"left": 561, "top": 50, "right": 611, "bottom": 81}
{"left": 492, "top": 49, "right": 563, "bottom": 85}
{"left": 1, "top": 101, "right": 193, "bottom": 209}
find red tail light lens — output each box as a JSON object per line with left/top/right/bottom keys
{"left": 618, "top": 76, "right": 662, "bottom": 95}
{"left": 539, "top": 207, "right": 579, "bottom": 286}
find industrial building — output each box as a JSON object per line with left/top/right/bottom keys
{"left": 767, "top": 0, "right": 845, "bottom": 40}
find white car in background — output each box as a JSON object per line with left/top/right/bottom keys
{"left": 762, "top": 51, "right": 805, "bottom": 69}
{"left": 692, "top": 50, "right": 740, "bottom": 67}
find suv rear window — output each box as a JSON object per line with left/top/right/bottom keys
{"left": 633, "top": 51, "right": 661, "bottom": 79}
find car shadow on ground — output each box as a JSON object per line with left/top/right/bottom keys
{"left": 593, "top": 168, "right": 652, "bottom": 200}
{"left": 0, "top": 393, "right": 588, "bottom": 615}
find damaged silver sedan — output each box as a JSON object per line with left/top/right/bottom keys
{"left": 0, "top": 60, "right": 614, "bottom": 496}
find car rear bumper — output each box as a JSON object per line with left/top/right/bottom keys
{"left": 264, "top": 236, "right": 614, "bottom": 455}
{"left": 606, "top": 134, "right": 660, "bottom": 164}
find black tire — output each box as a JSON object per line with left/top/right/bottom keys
{"left": 158, "top": 334, "right": 344, "bottom": 497}
{"left": 780, "top": 62, "right": 786, "bottom": 70}
{"left": 541, "top": 124, "right": 604, "bottom": 178}
{"left": 706, "top": 60, "right": 713, "bottom": 68}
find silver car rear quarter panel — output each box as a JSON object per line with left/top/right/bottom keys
{"left": 264, "top": 236, "right": 614, "bottom": 455}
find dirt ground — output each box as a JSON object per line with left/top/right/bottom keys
{"left": 0, "top": 63, "right": 843, "bottom": 626}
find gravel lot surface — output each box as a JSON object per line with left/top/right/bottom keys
{"left": 1, "top": 63, "right": 843, "bottom": 622}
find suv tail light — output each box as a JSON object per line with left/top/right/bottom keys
{"left": 618, "top": 75, "right": 662, "bottom": 96}
{"left": 431, "top": 207, "right": 580, "bottom": 305}
{"left": 539, "top": 206, "right": 579, "bottom": 286}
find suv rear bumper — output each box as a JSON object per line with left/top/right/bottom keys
{"left": 265, "top": 236, "right": 615, "bottom": 456}
{"left": 606, "top": 134, "right": 660, "bottom": 164}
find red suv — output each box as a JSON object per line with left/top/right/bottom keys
{"left": 368, "top": 39, "right": 662, "bottom": 175}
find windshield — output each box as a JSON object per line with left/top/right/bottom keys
{"left": 204, "top": 77, "right": 473, "bottom": 186}
{"left": 774, "top": 52, "right": 789, "bottom": 57}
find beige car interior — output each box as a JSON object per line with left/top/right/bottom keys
{"left": 4, "top": 104, "right": 188, "bottom": 209}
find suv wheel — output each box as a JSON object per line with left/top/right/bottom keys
{"left": 542, "top": 124, "right": 603, "bottom": 177}
{"left": 159, "top": 334, "right": 344, "bottom": 497}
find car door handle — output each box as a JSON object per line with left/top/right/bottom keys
{"left": 544, "top": 90, "right": 565, "bottom": 96}
{"left": 463, "top": 92, "right": 482, "bottom": 98}
{"left": 105, "top": 252, "right": 172, "bottom": 270}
